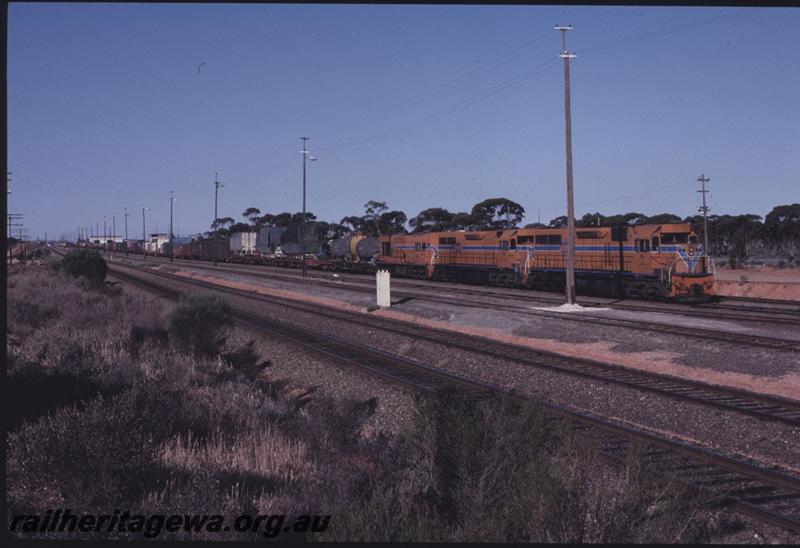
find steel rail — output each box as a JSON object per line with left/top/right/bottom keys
{"left": 107, "top": 262, "right": 800, "bottom": 424}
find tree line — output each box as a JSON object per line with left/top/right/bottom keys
{"left": 208, "top": 199, "right": 800, "bottom": 259}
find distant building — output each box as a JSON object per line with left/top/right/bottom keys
{"left": 90, "top": 236, "right": 124, "bottom": 245}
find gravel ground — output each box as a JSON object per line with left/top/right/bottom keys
{"left": 108, "top": 264, "right": 800, "bottom": 478}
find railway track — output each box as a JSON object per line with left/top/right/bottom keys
{"left": 107, "top": 261, "right": 800, "bottom": 425}
{"left": 107, "top": 261, "right": 800, "bottom": 534}
{"left": 113, "top": 253, "right": 800, "bottom": 352}
{"left": 102, "top": 250, "right": 800, "bottom": 323}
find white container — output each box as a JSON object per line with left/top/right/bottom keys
{"left": 229, "top": 232, "right": 258, "bottom": 255}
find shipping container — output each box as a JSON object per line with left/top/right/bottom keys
{"left": 256, "top": 226, "right": 287, "bottom": 254}
{"left": 229, "top": 232, "right": 258, "bottom": 255}
{"left": 280, "top": 222, "right": 322, "bottom": 255}
{"left": 199, "top": 238, "right": 231, "bottom": 261}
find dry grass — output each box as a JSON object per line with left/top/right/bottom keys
{"left": 159, "top": 430, "right": 313, "bottom": 484}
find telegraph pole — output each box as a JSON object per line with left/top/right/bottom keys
{"left": 142, "top": 204, "right": 148, "bottom": 259}
{"left": 169, "top": 191, "right": 175, "bottom": 263}
{"left": 8, "top": 214, "right": 23, "bottom": 265}
{"left": 214, "top": 173, "right": 223, "bottom": 233}
{"left": 697, "top": 174, "right": 711, "bottom": 270}
{"left": 556, "top": 24, "right": 577, "bottom": 305}
{"left": 111, "top": 213, "right": 116, "bottom": 259}
{"left": 124, "top": 208, "right": 129, "bottom": 255}
{"left": 301, "top": 137, "right": 309, "bottom": 278}
{"left": 104, "top": 216, "right": 107, "bottom": 251}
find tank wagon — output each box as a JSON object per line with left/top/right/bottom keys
{"left": 323, "top": 234, "right": 379, "bottom": 273}
{"left": 377, "top": 223, "right": 714, "bottom": 301}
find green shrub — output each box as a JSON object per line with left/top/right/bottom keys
{"left": 61, "top": 249, "right": 108, "bottom": 285}
{"left": 166, "top": 294, "right": 233, "bottom": 356}
{"left": 323, "top": 390, "right": 718, "bottom": 543}
{"left": 221, "top": 339, "right": 272, "bottom": 379}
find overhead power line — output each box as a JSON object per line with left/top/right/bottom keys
{"left": 316, "top": 58, "right": 560, "bottom": 153}
{"left": 313, "top": 7, "right": 636, "bottom": 141}
{"left": 313, "top": 32, "right": 556, "bottom": 139}
{"left": 577, "top": 8, "right": 765, "bottom": 56}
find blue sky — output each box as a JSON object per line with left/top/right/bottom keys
{"left": 7, "top": 3, "right": 799, "bottom": 240}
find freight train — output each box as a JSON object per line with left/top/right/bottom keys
{"left": 85, "top": 221, "right": 715, "bottom": 302}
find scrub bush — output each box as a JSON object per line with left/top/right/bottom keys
{"left": 61, "top": 249, "right": 108, "bottom": 285}
{"left": 166, "top": 294, "right": 233, "bottom": 356}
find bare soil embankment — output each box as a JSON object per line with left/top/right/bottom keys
{"left": 715, "top": 267, "right": 800, "bottom": 301}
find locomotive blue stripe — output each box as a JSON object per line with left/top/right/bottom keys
{"left": 389, "top": 242, "right": 702, "bottom": 272}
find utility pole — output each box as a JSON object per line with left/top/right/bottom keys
{"left": 214, "top": 173, "right": 223, "bottom": 234}
{"left": 169, "top": 191, "right": 175, "bottom": 263}
{"left": 112, "top": 213, "right": 116, "bottom": 259}
{"left": 299, "top": 138, "right": 317, "bottom": 278}
{"left": 556, "top": 24, "right": 577, "bottom": 305}
{"left": 697, "top": 174, "right": 711, "bottom": 271}
{"left": 301, "top": 137, "right": 309, "bottom": 278}
{"left": 6, "top": 173, "right": 11, "bottom": 244}
{"left": 124, "top": 208, "right": 129, "bottom": 256}
{"left": 142, "top": 204, "right": 148, "bottom": 259}
{"left": 96, "top": 220, "right": 100, "bottom": 244}
{"left": 104, "top": 216, "right": 107, "bottom": 251}
{"left": 8, "top": 213, "right": 23, "bottom": 265}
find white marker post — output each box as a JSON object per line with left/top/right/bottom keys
{"left": 376, "top": 269, "right": 391, "bottom": 308}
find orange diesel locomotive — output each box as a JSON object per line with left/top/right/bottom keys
{"left": 377, "top": 223, "right": 715, "bottom": 301}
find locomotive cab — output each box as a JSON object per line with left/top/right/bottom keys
{"left": 656, "top": 226, "right": 715, "bottom": 302}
